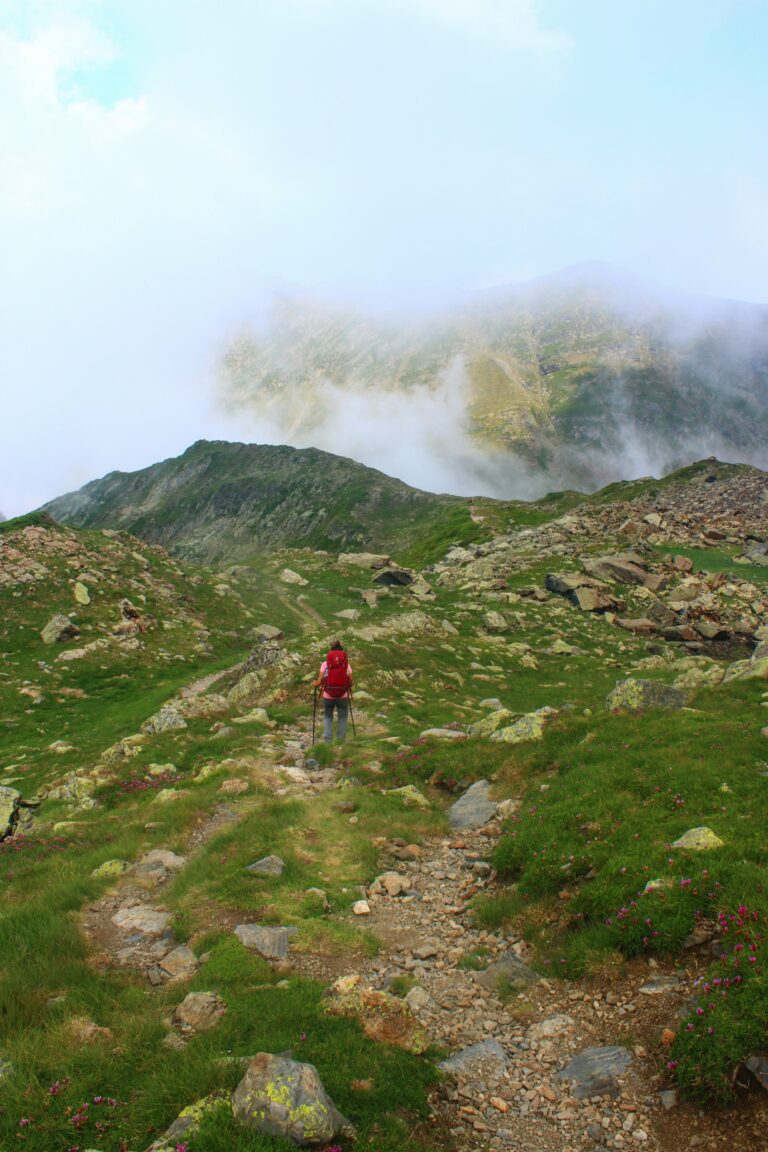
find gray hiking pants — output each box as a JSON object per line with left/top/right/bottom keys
{"left": 323, "top": 698, "right": 348, "bottom": 742}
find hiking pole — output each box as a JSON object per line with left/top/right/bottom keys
{"left": 312, "top": 686, "right": 317, "bottom": 746}
{"left": 347, "top": 689, "right": 357, "bottom": 739}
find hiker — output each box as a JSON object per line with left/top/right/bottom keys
{"left": 313, "top": 641, "right": 352, "bottom": 742}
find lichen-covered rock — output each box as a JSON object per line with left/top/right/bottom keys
{"left": 232, "top": 1052, "right": 355, "bottom": 1146}
{"left": 673, "top": 664, "right": 725, "bottom": 691}
{"left": 0, "top": 786, "right": 21, "bottom": 839}
{"left": 91, "top": 858, "right": 131, "bottom": 879}
{"left": 46, "top": 772, "right": 97, "bottom": 809}
{"left": 73, "top": 581, "right": 91, "bottom": 605}
{"left": 387, "top": 784, "right": 430, "bottom": 809}
{"left": 606, "top": 678, "right": 686, "bottom": 713}
{"left": 490, "top": 706, "right": 558, "bottom": 745}
{"left": 145, "top": 1093, "right": 230, "bottom": 1151}
{"left": 324, "top": 974, "right": 428, "bottom": 1053}
{"left": 671, "top": 826, "right": 725, "bottom": 851}
{"left": 41, "top": 614, "right": 80, "bottom": 644}
{"left": 448, "top": 780, "right": 497, "bottom": 830}
{"left": 724, "top": 655, "right": 768, "bottom": 683}
{"left": 468, "top": 709, "right": 514, "bottom": 738}
{"left": 141, "top": 703, "right": 188, "bottom": 734}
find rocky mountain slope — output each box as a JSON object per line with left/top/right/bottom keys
{"left": 4, "top": 461, "right": 768, "bottom": 1152}
{"left": 41, "top": 440, "right": 472, "bottom": 564}
{"left": 219, "top": 264, "right": 768, "bottom": 493}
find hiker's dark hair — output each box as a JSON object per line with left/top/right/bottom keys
{"left": 330, "top": 640, "right": 344, "bottom": 651}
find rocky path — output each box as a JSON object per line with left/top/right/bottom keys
{"left": 77, "top": 707, "right": 763, "bottom": 1152}
{"left": 355, "top": 825, "right": 662, "bottom": 1152}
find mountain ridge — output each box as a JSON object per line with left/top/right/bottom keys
{"left": 41, "top": 439, "right": 474, "bottom": 564}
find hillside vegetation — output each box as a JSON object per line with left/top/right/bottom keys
{"left": 41, "top": 441, "right": 478, "bottom": 565}
{"left": 4, "top": 455, "right": 768, "bottom": 1151}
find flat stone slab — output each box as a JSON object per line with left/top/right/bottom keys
{"left": 234, "top": 924, "right": 296, "bottom": 961}
{"left": 419, "top": 728, "right": 466, "bottom": 741}
{"left": 112, "top": 905, "right": 171, "bottom": 936}
{"left": 557, "top": 1045, "right": 633, "bottom": 1099}
{"left": 639, "top": 975, "right": 684, "bottom": 995}
{"left": 449, "top": 780, "right": 497, "bottom": 830}
{"left": 245, "top": 854, "right": 286, "bottom": 877}
{"left": 439, "top": 1039, "right": 508, "bottom": 1080}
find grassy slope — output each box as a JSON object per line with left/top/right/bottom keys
{"left": 2, "top": 472, "right": 768, "bottom": 1148}
{"left": 40, "top": 441, "right": 482, "bottom": 565}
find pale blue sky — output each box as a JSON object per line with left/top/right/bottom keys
{"left": 1, "top": 0, "right": 767, "bottom": 514}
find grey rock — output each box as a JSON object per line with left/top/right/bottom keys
{"left": 232, "top": 1052, "right": 355, "bottom": 1146}
{"left": 439, "top": 1039, "right": 508, "bottom": 1080}
{"left": 556, "top": 1045, "right": 633, "bottom": 1099}
{"left": 246, "top": 854, "right": 286, "bottom": 877}
{"left": 746, "top": 1055, "right": 768, "bottom": 1092}
{"left": 659, "top": 1088, "right": 679, "bottom": 1110}
{"left": 234, "top": 924, "right": 296, "bottom": 960}
{"left": 449, "top": 780, "right": 497, "bottom": 830}
{"left": 476, "top": 951, "right": 539, "bottom": 992}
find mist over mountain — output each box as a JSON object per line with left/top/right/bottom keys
{"left": 217, "top": 264, "right": 768, "bottom": 499}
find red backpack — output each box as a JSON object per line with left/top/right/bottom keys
{"left": 324, "top": 649, "right": 349, "bottom": 698}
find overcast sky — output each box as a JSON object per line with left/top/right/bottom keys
{"left": 2, "top": 0, "right": 768, "bottom": 516}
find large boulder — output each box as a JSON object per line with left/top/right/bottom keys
{"left": 449, "top": 780, "right": 497, "bottom": 830}
{"left": 606, "top": 679, "right": 686, "bottom": 713}
{"left": 232, "top": 1053, "right": 355, "bottom": 1146}
{"left": 582, "top": 554, "right": 648, "bottom": 585}
{"left": 545, "top": 573, "right": 624, "bottom": 613}
{"left": 41, "top": 614, "right": 80, "bottom": 644}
